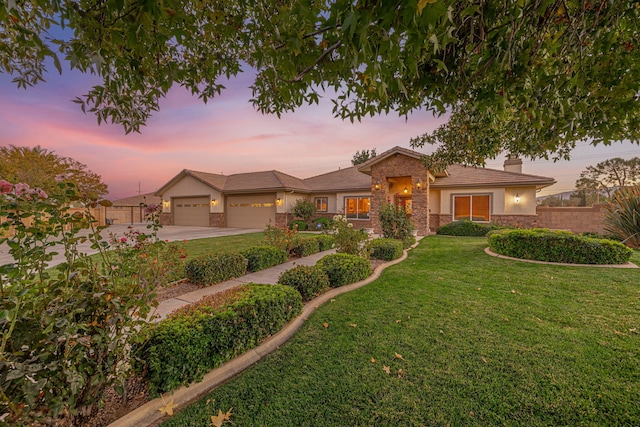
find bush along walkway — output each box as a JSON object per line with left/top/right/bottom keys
{"left": 109, "top": 243, "right": 417, "bottom": 427}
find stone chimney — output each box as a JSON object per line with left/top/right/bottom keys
{"left": 503, "top": 156, "right": 522, "bottom": 174}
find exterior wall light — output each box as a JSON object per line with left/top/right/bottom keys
{"left": 403, "top": 186, "right": 408, "bottom": 194}
{"left": 276, "top": 197, "right": 282, "bottom": 205}
{"left": 374, "top": 180, "right": 381, "bottom": 190}
{"left": 514, "top": 193, "right": 521, "bottom": 203}
{"left": 211, "top": 199, "right": 218, "bottom": 206}
{"left": 162, "top": 200, "right": 170, "bottom": 208}
{"left": 416, "top": 178, "right": 422, "bottom": 190}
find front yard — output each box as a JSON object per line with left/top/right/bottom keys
{"left": 162, "top": 236, "right": 639, "bottom": 426}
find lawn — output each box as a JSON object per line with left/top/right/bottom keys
{"left": 161, "top": 236, "right": 640, "bottom": 426}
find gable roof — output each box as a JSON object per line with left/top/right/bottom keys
{"left": 304, "top": 166, "right": 371, "bottom": 193}
{"left": 431, "top": 164, "right": 555, "bottom": 189}
{"left": 357, "top": 146, "right": 448, "bottom": 177}
{"left": 155, "top": 169, "right": 227, "bottom": 196}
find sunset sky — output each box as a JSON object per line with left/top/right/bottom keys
{"left": 1, "top": 66, "right": 637, "bottom": 200}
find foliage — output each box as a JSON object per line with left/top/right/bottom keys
{"left": 368, "top": 238, "right": 404, "bottom": 261}
{"left": 603, "top": 186, "right": 640, "bottom": 248}
{"left": 184, "top": 253, "right": 247, "bottom": 286}
{"left": 288, "top": 219, "right": 308, "bottom": 231}
{"left": 316, "top": 253, "right": 371, "bottom": 288}
{"left": 240, "top": 246, "right": 288, "bottom": 272}
{"left": 379, "top": 203, "right": 415, "bottom": 247}
{"left": 277, "top": 265, "right": 330, "bottom": 302}
{"left": 135, "top": 284, "right": 302, "bottom": 395}
{"left": 351, "top": 148, "right": 377, "bottom": 166}
{"left": 488, "top": 229, "right": 633, "bottom": 265}
{"left": 292, "top": 199, "right": 317, "bottom": 223}
{"left": 291, "top": 238, "right": 320, "bottom": 258}
{"left": 311, "top": 234, "right": 335, "bottom": 252}
{"left": 3, "top": 2, "right": 639, "bottom": 162}
{"left": 311, "top": 217, "right": 333, "bottom": 231}
{"left": 331, "top": 214, "right": 369, "bottom": 255}
{"left": 0, "top": 180, "right": 159, "bottom": 424}
{"left": 0, "top": 145, "right": 108, "bottom": 200}
{"left": 436, "top": 219, "right": 499, "bottom": 237}
{"left": 574, "top": 157, "right": 640, "bottom": 204}
{"left": 264, "top": 224, "right": 302, "bottom": 254}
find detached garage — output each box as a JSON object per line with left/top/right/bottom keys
{"left": 226, "top": 194, "right": 276, "bottom": 229}
{"left": 173, "top": 197, "right": 210, "bottom": 226}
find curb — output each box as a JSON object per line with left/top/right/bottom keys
{"left": 108, "top": 250, "right": 411, "bottom": 427}
{"left": 484, "top": 247, "right": 638, "bottom": 268}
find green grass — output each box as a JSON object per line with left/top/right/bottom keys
{"left": 161, "top": 236, "right": 640, "bottom": 426}
{"left": 172, "top": 232, "right": 267, "bottom": 259}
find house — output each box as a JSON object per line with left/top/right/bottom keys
{"left": 155, "top": 146, "right": 556, "bottom": 235}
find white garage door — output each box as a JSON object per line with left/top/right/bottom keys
{"left": 226, "top": 194, "right": 276, "bottom": 229}
{"left": 173, "top": 197, "right": 210, "bottom": 226}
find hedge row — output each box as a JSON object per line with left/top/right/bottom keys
{"left": 241, "top": 246, "right": 288, "bottom": 272}
{"left": 368, "top": 238, "right": 404, "bottom": 261}
{"left": 437, "top": 219, "right": 500, "bottom": 236}
{"left": 135, "top": 284, "right": 302, "bottom": 395}
{"left": 488, "top": 228, "right": 633, "bottom": 265}
{"left": 316, "top": 253, "right": 371, "bottom": 287}
{"left": 184, "top": 253, "right": 247, "bottom": 285}
{"left": 278, "top": 265, "right": 330, "bottom": 301}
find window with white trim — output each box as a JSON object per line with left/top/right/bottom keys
{"left": 315, "top": 197, "right": 328, "bottom": 212}
{"left": 344, "top": 197, "right": 370, "bottom": 219}
{"left": 453, "top": 194, "right": 490, "bottom": 222}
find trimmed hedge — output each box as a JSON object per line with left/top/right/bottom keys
{"left": 278, "top": 265, "right": 330, "bottom": 301}
{"left": 437, "top": 219, "right": 498, "bottom": 236}
{"left": 184, "top": 252, "right": 247, "bottom": 285}
{"left": 369, "top": 238, "right": 404, "bottom": 261}
{"left": 289, "top": 220, "right": 308, "bottom": 231}
{"left": 135, "top": 284, "right": 302, "bottom": 395}
{"left": 292, "top": 238, "right": 320, "bottom": 257}
{"left": 316, "top": 253, "right": 371, "bottom": 287}
{"left": 488, "top": 228, "right": 633, "bottom": 265}
{"left": 313, "top": 234, "right": 335, "bottom": 251}
{"left": 241, "top": 246, "right": 288, "bottom": 272}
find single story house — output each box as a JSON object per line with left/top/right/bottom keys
{"left": 155, "top": 146, "right": 556, "bottom": 235}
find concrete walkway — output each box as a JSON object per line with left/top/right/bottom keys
{"left": 152, "top": 249, "right": 336, "bottom": 321}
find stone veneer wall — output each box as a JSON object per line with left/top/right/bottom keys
{"left": 159, "top": 212, "right": 172, "bottom": 226}
{"left": 209, "top": 213, "right": 225, "bottom": 227}
{"left": 536, "top": 205, "right": 608, "bottom": 234}
{"left": 370, "top": 154, "right": 430, "bottom": 235}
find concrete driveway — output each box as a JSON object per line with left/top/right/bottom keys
{"left": 0, "top": 224, "right": 262, "bottom": 268}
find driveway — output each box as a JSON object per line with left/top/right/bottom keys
{"left": 0, "top": 224, "right": 262, "bottom": 268}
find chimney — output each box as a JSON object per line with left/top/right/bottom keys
{"left": 503, "top": 156, "right": 522, "bottom": 174}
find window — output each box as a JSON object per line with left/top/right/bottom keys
{"left": 315, "top": 197, "right": 328, "bottom": 212}
{"left": 453, "top": 194, "right": 490, "bottom": 222}
{"left": 344, "top": 197, "right": 370, "bottom": 219}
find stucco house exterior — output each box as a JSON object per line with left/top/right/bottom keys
{"left": 155, "top": 146, "right": 555, "bottom": 235}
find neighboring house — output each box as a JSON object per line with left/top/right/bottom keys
{"left": 106, "top": 192, "right": 162, "bottom": 225}
{"left": 155, "top": 146, "right": 555, "bottom": 235}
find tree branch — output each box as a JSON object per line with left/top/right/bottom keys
{"left": 283, "top": 40, "right": 343, "bottom": 83}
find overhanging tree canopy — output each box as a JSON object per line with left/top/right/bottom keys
{"left": 2, "top": 1, "right": 638, "bottom": 166}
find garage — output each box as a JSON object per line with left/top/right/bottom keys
{"left": 173, "top": 197, "right": 210, "bottom": 226}
{"left": 226, "top": 194, "right": 276, "bottom": 229}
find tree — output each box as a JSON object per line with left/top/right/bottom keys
{"left": 292, "top": 198, "right": 317, "bottom": 223}
{"left": 574, "top": 157, "right": 640, "bottom": 204}
{"left": 0, "top": 145, "right": 108, "bottom": 200}
{"left": 351, "top": 148, "right": 377, "bottom": 166}
{"left": 2, "top": 1, "right": 639, "bottom": 164}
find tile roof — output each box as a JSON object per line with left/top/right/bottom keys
{"left": 223, "top": 170, "right": 309, "bottom": 193}
{"left": 431, "top": 164, "right": 555, "bottom": 188}
{"left": 303, "top": 166, "right": 372, "bottom": 192}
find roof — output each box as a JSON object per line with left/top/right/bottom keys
{"left": 111, "top": 192, "right": 161, "bottom": 206}
{"left": 155, "top": 169, "right": 227, "bottom": 196}
{"left": 303, "top": 166, "right": 372, "bottom": 193}
{"left": 357, "top": 146, "right": 448, "bottom": 177}
{"left": 430, "top": 164, "right": 556, "bottom": 189}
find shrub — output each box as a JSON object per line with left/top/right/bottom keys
{"left": 316, "top": 253, "right": 371, "bottom": 287}
{"left": 291, "top": 237, "right": 320, "bottom": 257}
{"left": 241, "top": 246, "right": 288, "bottom": 272}
{"left": 292, "top": 198, "right": 317, "bottom": 223}
{"left": 135, "top": 284, "right": 302, "bottom": 395}
{"left": 368, "top": 238, "right": 404, "bottom": 261}
{"left": 603, "top": 187, "right": 640, "bottom": 248}
{"left": 311, "top": 217, "right": 333, "bottom": 231}
{"left": 289, "top": 219, "right": 308, "bottom": 231}
{"left": 278, "top": 265, "right": 330, "bottom": 301}
{"left": 264, "top": 223, "right": 302, "bottom": 254}
{"left": 331, "top": 214, "right": 369, "bottom": 255}
{"left": 488, "top": 228, "right": 633, "bottom": 265}
{"left": 312, "top": 234, "right": 335, "bottom": 251}
{"left": 184, "top": 252, "right": 247, "bottom": 285}
{"left": 437, "top": 219, "right": 497, "bottom": 236}
{"left": 379, "top": 203, "right": 415, "bottom": 247}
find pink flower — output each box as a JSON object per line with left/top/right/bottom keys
{"left": 0, "top": 179, "right": 13, "bottom": 194}
{"left": 14, "top": 183, "right": 31, "bottom": 196}
{"left": 36, "top": 188, "right": 48, "bottom": 199}
{"left": 55, "top": 174, "right": 67, "bottom": 182}
{"left": 120, "top": 237, "right": 127, "bottom": 243}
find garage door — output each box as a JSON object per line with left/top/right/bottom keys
{"left": 226, "top": 194, "right": 276, "bottom": 229}
{"left": 173, "top": 197, "right": 210, "bottom": 226}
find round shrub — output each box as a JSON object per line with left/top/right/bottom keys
{"left": 437, "top": 219, "right": 497, "bottom": 236}
{"left": 488, "top": 228, "right": 633, "bottom": 265}
{"left": 277, "top": 265, "right": 330, "bottom": 301}
{"left": 241, "top": 246, "right": 288, "bottom": 272}
{"left": 184, "top": 252, "right": 247, "bottom": 285}
{"left": 289, "top": 220, "right": 308, "bottom": 231}
{"left": 291, "top": 238, "right": 320, "bottom": 257}
{"left": 311, "top": 217, "right": 334, "bottom": 231}
{"left": 312, "top": 234, "right": 335, "bottom": 251}
{"left": 368, "top": 238, "right": 404, "bottom": 261}
{"left": 316, "top": 253, "right": 371, "bottom": 287}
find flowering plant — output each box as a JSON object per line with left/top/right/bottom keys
{"left": 331, "top": 214, "right": 369, "bottom": 256}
